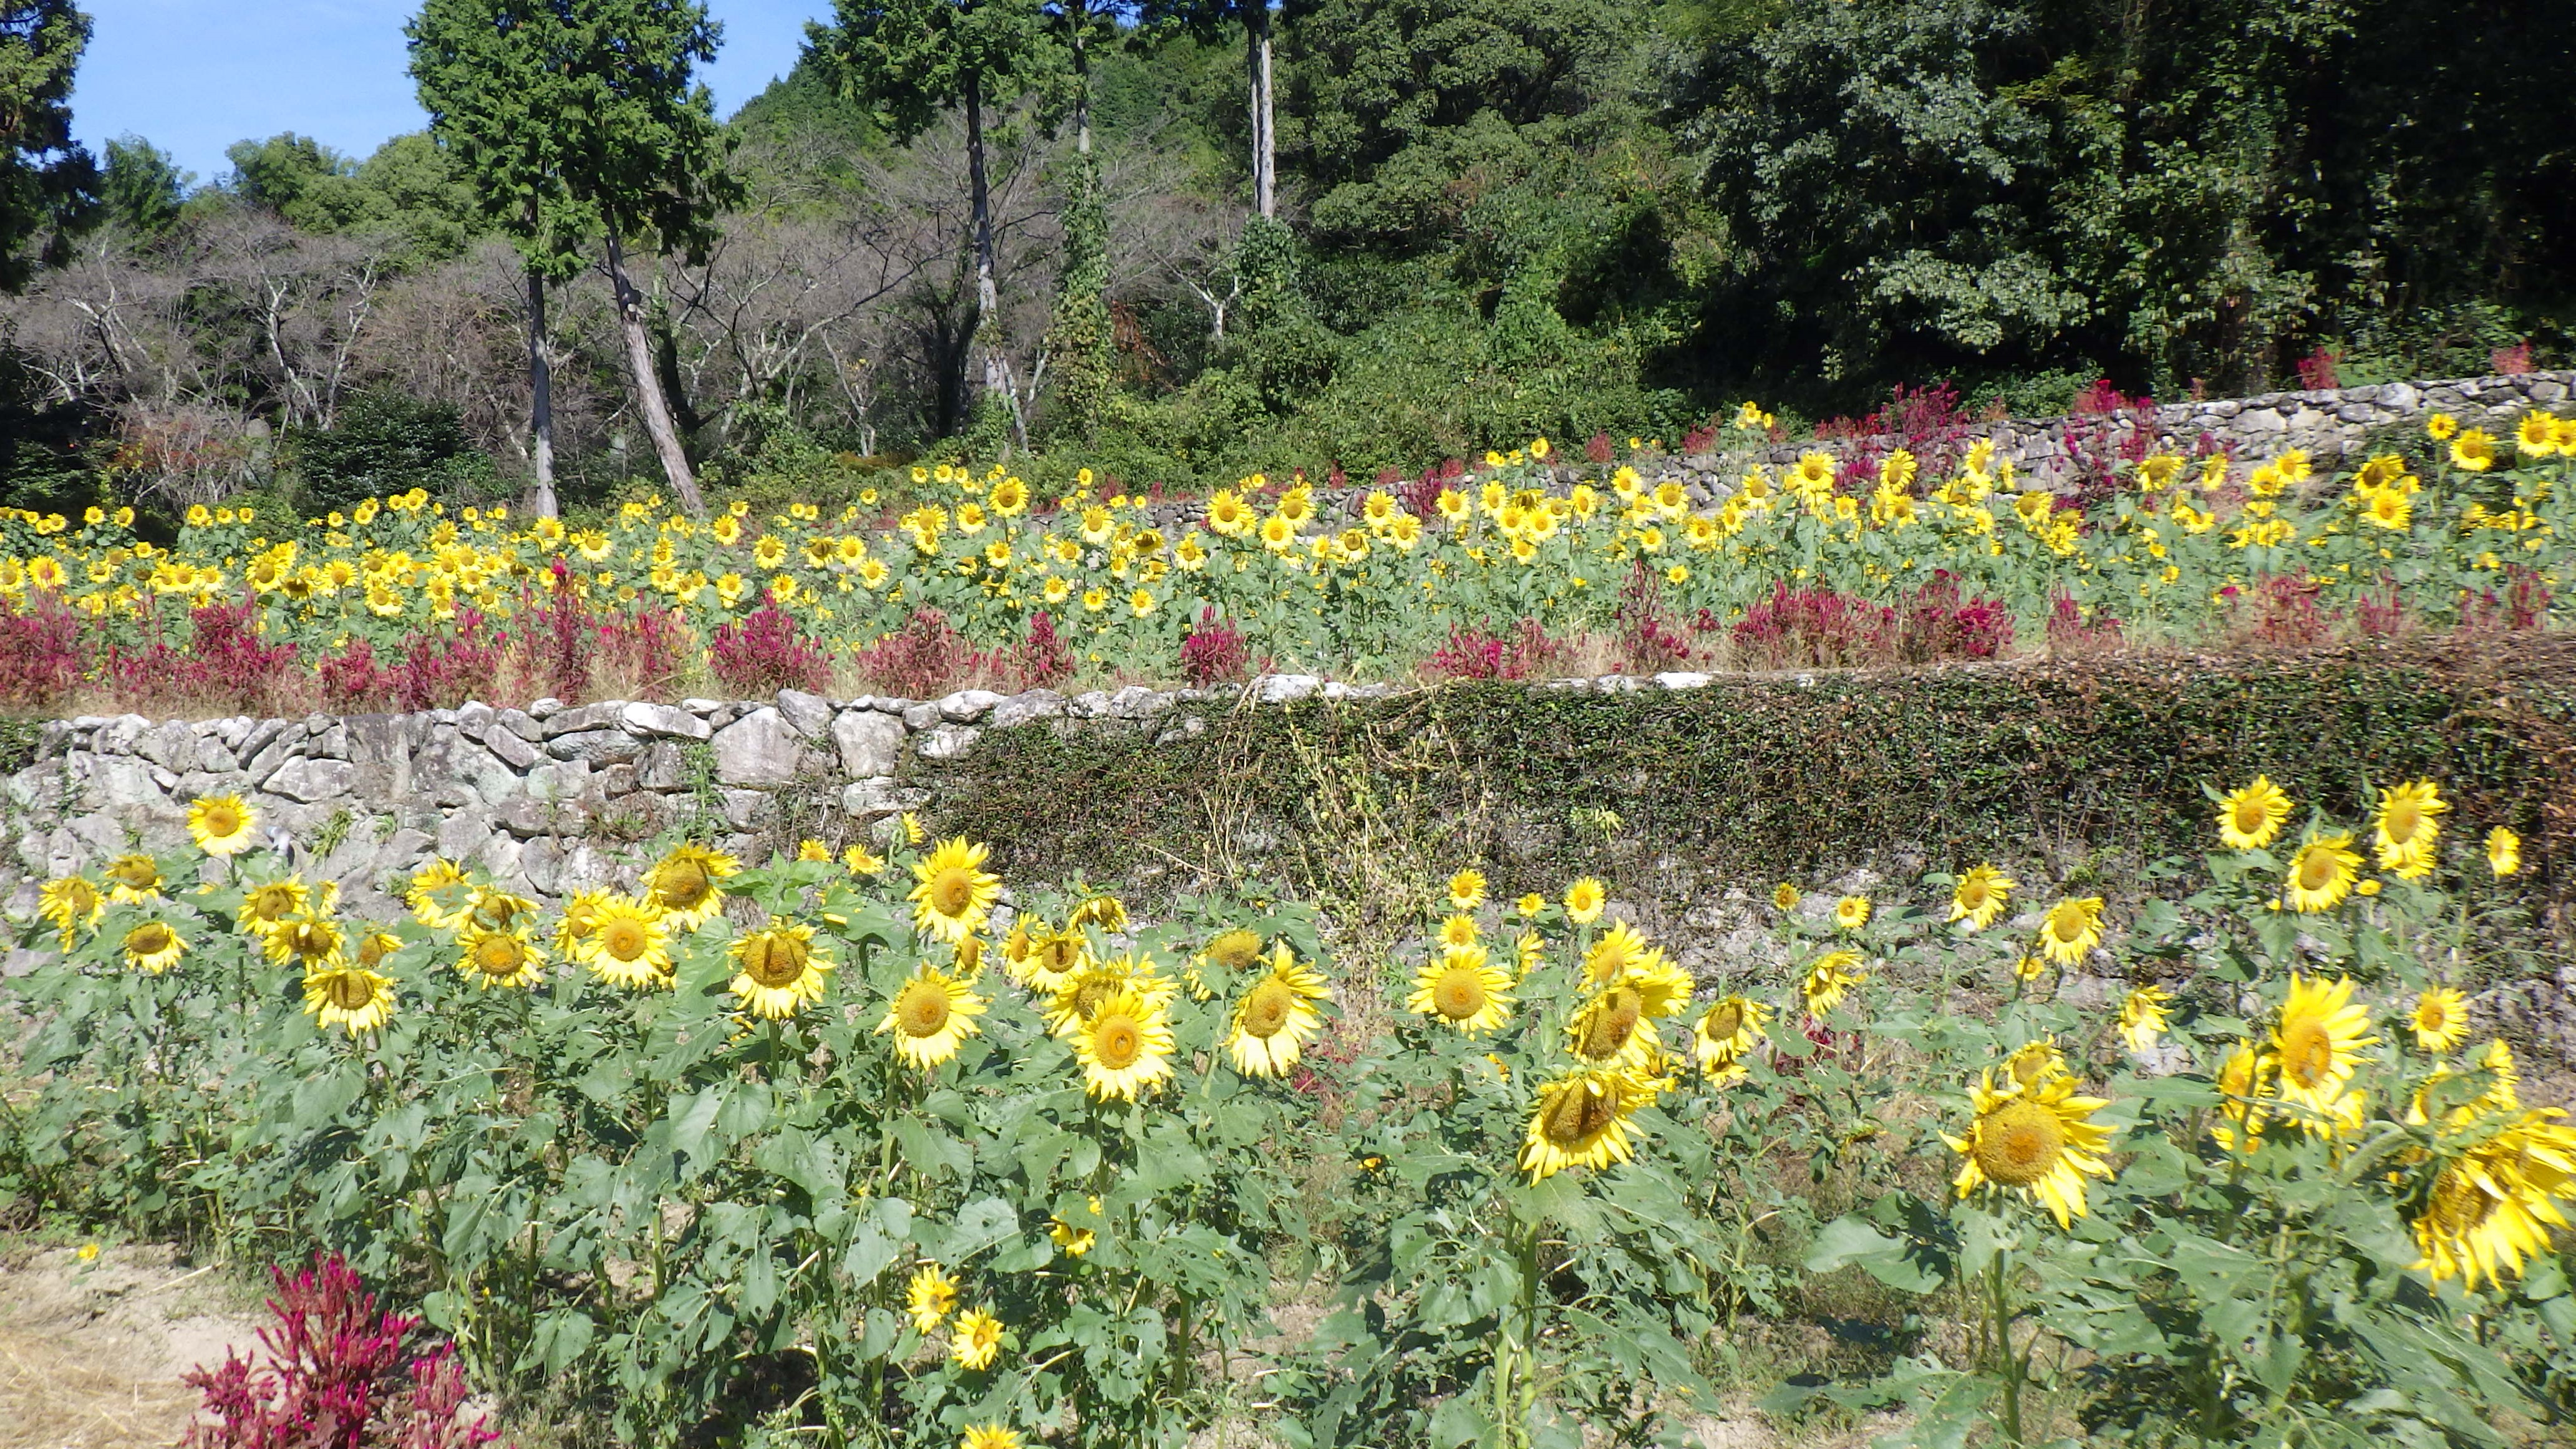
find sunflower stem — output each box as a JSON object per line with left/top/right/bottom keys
{"left": 1987, "top": 1246, "right": 2025, "bottom": 1446}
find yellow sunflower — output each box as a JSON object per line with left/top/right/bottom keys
{"left": 2283, "top": 833, "right": 2362, "bottom": 912}
{"left": 1834, "top": 895, "right": 1872, "bottom": 931}
{"left": 102, "top": 853, "right": 164, "bottom": 904}
{"left": 1075, "top": 988, "right": 1175, "bottom": 1100}
{"left": 644, "top": 843, "right": 740, "bottom": 931}
{"left": 2215, "top": 776, "right": 2293, "bottom": 851}
{"left": 186, "top": 794, "right": 259, "bottom": 856}
{"left": 910, "top": 838, "right": 1002, "bottom": 944}
{"left": 1010, "top": 921, "right": 1088, "bottom": 994}
{"left": 950, "top": 1307, "right": 1003, "bottom": 1370}
{"left": 262, "top": 911, "right": 345, "bottom": 970}
{"left": 843, "top": 843, "right": 886, "bottom": 876}
{"left": 465, "top": 887, "right": 538, "bottom": 934}
{"left": 237, "top": 876, "right": 307, "bottom": 937}
{"left": 2118, "top": 984, "right": 2172, "bottom": 1052}
{"left": 1069, "top": 894, "right": 1129, "bottom": 933}
{"left": 457, "top": 926, "right": 546, "bottom": 990}
{"left": 877, "top": 966, "right": 985, "bottom": 1068}
{"left": 2487, "top": 826, "right": 2521, "bottom": 878}
{"left": 121, "top": 919, "right": 186, "bottom": 974}
{"left": 1801, "top": 950, "right": 1866, "bottom": 1018}
{"left": 2410, "top": 1110, "right": 2576, "bottom": 1289}
{"left": 961, "top": 1426, "right": 1024, "bottom": 1449}
{"left": 1050, "top": 1209, "right": 1097, "bottom": 1258}
{"left": 2412, "top": 986, "right": 2472, "bottom": 1054}
{"left": 1563, "top": 877, "right": 1606, "bottom": 926}
{"left": 1771, "top": 883, "right": 1801, "bottom": 911}
{"left": 2372, "top": 779, "right": 2447, "bottom": 877}
{"left": 1407, "top": 943, "right": 1516, "bottom": 1035}
{"left": 579, "top": 895, "right": 674, "bottom": 989}
{"left": 1520, "top": 1067, "right": 1656, "bottom": 1181}
{"left": 1581, "top": 922, "right": 1651, "bottom": 986}
{"left": 2036, "top": 897, "right": 2106, "bottom": 967}
{"left": 2269, "top": 974, "right": 2379, "bottom": 1127}
{"left": 554, "top": 889, "right": 609, "bottom": 956}
{"left": 1942, "top": 1070, "right": 2117, "bottom": 1229}
{"left": 1949, "top": 865, "right": 2015, "bottom": 930}
{"left": 1447, "top": 868, "right": 1487, "bottom": 911}
{"left": 1044, "top": 954, "right": 1173, "bottom": 1037}
{"left": 405, "top": 859, "right": 477, "bottom": 931}
{"left": 2212, "top": 1040, "right": 2271, "bottom": 1153}
{"left": 303, "top": 964, "right": 397, "bottom": 1035}
{"left": 730, "top": 920, "right": 832, "bottom": 1019}
{"left": 2012, "top": 954, "right": 2047, "bottom": 985}
{"left": 1438, "top": 914, "right": 1480, "bottom": 949}
{"left": 38, "top": 876, "right": 103, "bottom": 944}
{"left": 1225, "top": 946, "right": 1332, "bottom": 1078}
{"left": 906, "top": 1264, "right": 958, "bottom": 1332}
{"left": 2003, "top": 1037, "right": 2067, "bottom": 1090}
{"left": 1198, "top": 926, "right": 1265, "bottom": 978}
{"left": 1692, "top": 996, "right": 1771, "bottom": 1080}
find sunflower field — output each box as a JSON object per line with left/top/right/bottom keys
{"left": 4, "top": 755, "right": 2575, "bottom": 1448}
{"left": 0, "top": 409, "right": 2570, "bottom": 714}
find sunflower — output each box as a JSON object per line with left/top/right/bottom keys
{"left": 2283, "top": 833, "right": 2362, "bottom": 912}
{"left": 1520, "top": 1067, "right": 1655, "bottom": 1181}
{"left": 644, "top": 843, "right": 740, "bottom": 931}
{"left": 554, "top": 889, "right": 608, "bottom": 956}
{"left": 878, "top": 966, "right": 985, "bottom": 1069}
{"left": 1801, "top": 951, "right": 1866, "bottom": 1018}
{"left": 352, "top": 930, "right": 401, "bottom": 972}
{"left": 2487, "top": 826, "right": 2522, "bottom": 878}
{"left": 1438, "top": 914, "right": 1480, "bottom": 949}
{"left": 1771, "top": 883, "right": 1801, "bottom": 911}
{"left": 2212, "top": 1041, "right": 2272, "bottom": 1153}
{"left": 1447, "top": 869, "right": 1487, "bottom": 911}
{"left": 237, "top": 876, "right": 308, "bottom": 937}
{"left": 2411, "top": 986, "right": 2472, "bottom": 1054}
{"left": 906, "top": 1264, "right": 958, "bottom": 1332}
{"left": 2118, "top": 984, "right": 2172, "bottom": 1052}
{"left": 1011, "top": 923, "right": 1088, "bottom": 994}
{"left": 730, "top": 921, "right": 833, "bottom": 1019}
{"left": 1563, "top": 877, "right": 1606, "bottom": 926}
{"left": 909, "top": 838, "right": 1001, "bottom": 944}
{"left": 1834, "top": 895, "right": 1872, "bottom": 931}
{"left": 2003, "top": 1037, "right": 2068, "bottom": 1090}
{"left": 121, "top": 920, "right": 186, "bottom": 974}
{"left": 1050, "top": 1211, "right": 1097, "bottom": 1258}
{"left": 303, "top": 964, "right": 398, "bottom": 1035}
{"left": 38, "top": 876, "right": 102, "bottom": 944}
{"left": 187, "top": 794, "right": 259, "bottom": 856}
{"left": 1949, "top": 865, "right": 2014, "bottom": 930}
{"left": 1692, "top": 996, "right": 1771, "bottom": 1080}
{"left": 1044, "top": 954, "right": 1173, "bottom": 1037}
{"left": 1226, "top": 946, "right": 1331, "bottom": 1078}
{"left": 1581, "top": 922, "right": 1651, "bottom": 986}
{"left": 2012, "top": 954, "right": 2047, "bottom": 985}
{"left": 2409, "top": 1110, "right": 2576, "bottom": 1289}
{"left": 1199, "top": 927, "right": 1265, "bottom": 977}
{"left": 263, "top": 911, "right": 345, "bottom": 969}
{"left": 843, "top": 843, "right": 886, "bottom": 876}
{"left": 2372, "top": 779, "right": 2447, "bottom": 876}
{"left": 2269, "top": 974, "right": 2379, "bottom": 1127}
{"left": 406, "top": 859, "right": 477, "bottom": 931}
{"left": 2037, "top": 898, "right": 2106, "bottom": 967}
{"left": 1076, "top": 987, "right": 1175, "bottom": 1100}
{"left": 1407, "top": 943, "right": 1516, "bottom": 1035}
{"left": 1070, "top": 894, "right": 1130, "bottom": 933}
{"left": 961, "top": 1427, "right": 1024, "bottom": 1449}
{"left": 579, "top": 895, "right": 674, "bottom": 989}
{"left": 950, "top": 1307, "right": 1004, "bottom": 1370}
{"left": 1568, "top": 981, "right": 1663, "bottom": 1070}
{"left": 457, "top": 926, "right": 546, "bottom": 991}
{"left": 2215, "top": 776, "right": 2293, "bottom": 850}
{"left": 1942, "top": 1070, "right": 2116, "bottom": 1228}
{"left": 102, "top": 853, "right": 164, "bottom": 903}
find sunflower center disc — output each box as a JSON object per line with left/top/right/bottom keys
{"left": 659, "top": 863, "right": 710, "bottom": 909}
{"left": 1209, "top": 931, "right": 1261, "bottom": 971}
{"left": 1582, "top": 989, "right": 1644, "bottom": 1058}
{"left": 2387, "top": 805, "right": 2421, "bottom": 841}
{"left": 745, "top": 936, "right": 808, "bottom": 988}
{"left": 1240, "top": 979, "right": 1293, "bottom": 1038}
{"left": 1706, "top": 1004, "right": 1742, "bottom": 1041}
{"left": 130, "top": 925, "right": 172, "bottom": 954}
{"left": 328, "top": 973, "right": 374, "bottom": 1010}
{"left": 358, "top": 935, "right": 392, "bottom": 969}
{"left": 1096, "top": 1016, "right": 1143, "bottom": 1069}
{"left": 2282, "top": 1020, "right": 2333, "bottom": 1088}
{"left": 1977, "top": 1100, "right": 2065, "bottom": 1186}
{"left": 110, "top": 859, "right": 156, "bottom": 889}
{"left": 931, "top": 870, "right": 975, "bottom": 916}
{"left": 1433, "top": 967, "right": 1486, "bottom": 1021}
{"left": 1543, "top": 1082, "right": 1617, "bottom": 1145}
{"left": 2235, "top": 802, "right": 2268, "bottom": 835}
{"left": 899, "top": 984, "right": 951, "bottom": 1037}
{"left": 2298, "top": 853, "right": 2338, "bottom": 892}
{"left": 603, "top": 922, "right": 646, "bottom": 962}
{"left": 475, "top": 939, "right": 523, "bottom": 976}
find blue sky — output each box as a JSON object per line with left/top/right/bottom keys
{"left": 70, "top": 1, "right": 828, "bottom": 184}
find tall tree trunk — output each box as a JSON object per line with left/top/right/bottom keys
{"left": 604, "top": 227, "right": 705, "bottom": 515}
{"left": 1247, "top": 4, "right": 1275, "bottom": 218}
{"left": 966, "top": 69, "right": 1006, "bottom": 404}
{"left": 1045, "top": 14, "right": 1113, "bottom": 441}
{"left": 525, "top": 264, "right": 558, "bottom": 519}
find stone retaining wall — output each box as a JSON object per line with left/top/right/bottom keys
{"left": 0, "top": 675, "right": 1421, "bottom": 918}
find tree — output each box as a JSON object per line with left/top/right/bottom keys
{"left": 1142, "top": 0, "right": 1277, "bottom": 219}
{"left": 410, "top": 0, "right": 740, "bottom": 516}
{"left": 0, "top": 0, "right": 97, "bottom": 291}
{"left": 807, "top": 0, "right": 1050, "bottom": 435}
{"left": 99, "top": 135, "right": 190, "bottom": 237}
{"left": 1035, "top": 0, "right": 1118, "bottom": 440}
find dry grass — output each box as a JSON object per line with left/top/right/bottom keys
{"left": 0, "top": 1241, "right": 261, "bottom": 1449}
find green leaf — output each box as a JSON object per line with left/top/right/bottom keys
{"left": 1806, "top": 1214, "right": 1941, "bottom": 1294}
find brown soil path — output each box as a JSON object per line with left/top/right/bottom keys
{"left": 0, "top": 1242, "right": 260, "bottom": 1449}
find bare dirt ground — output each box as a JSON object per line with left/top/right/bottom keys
{"left": 0, "top": 1241, "right": 261, "bottom": 1449}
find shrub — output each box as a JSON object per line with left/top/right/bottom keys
{"left": 184, "top": 1255, "right": 498, "bottom": 1449}
{"left": 1730, "top": 582, "right": 1897, "bottom": 669}
{"left": 1894, "top": 572, "right": 2013, "bottom": 662}
{"left": 291, "top": 392, "right": 493, "bottom": 516}
{"left": 0, "top": 595, "right": 88, "bottom": 712}
{"left": 709, "top": 606, "right": 833, "bottom": 697}
{"left": 1425, "top": 619, "right": 1564, "bottom": 682}
{"left": 850, "top": 608, "right": 992, "bottom": 699}
{"left": 1179, "top": 608, "right": 1252, "bottom": 686}
{"left": 1613, "top": 562, "right": 1694, "bottom": 672}
{"left": 1012, "top": 611, "right": 1076, "bottom": 690}
{"left": 106, "top": 599, "right": 306, "bottom": 716}
{"left": 389, "top": 611, "right": 508, "bottom": 712}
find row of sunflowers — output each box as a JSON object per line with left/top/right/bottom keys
{"left": 3, "top": 755, "right": 2570, "bottom": 1448}
{"left": 0, "top": 408, "right": 2570, "bottom": 696}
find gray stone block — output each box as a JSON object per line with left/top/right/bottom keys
{"left": 989, "top": 690, "right": 1065, "bottom": 729}
{"left": 266, "top": 757, "right": 357, "bottom": 803}
{"left": 636, "top": 742, "right": 686, "bottom": 791}
{"left": 831, "top": 708, "right": 907, "bottom": 778}
{"left": 623, "top": 702, "right": 710, "bottom": 740}
{"left": 901, "top": 701, "right": 941, "bottom": 730}
{"left": 777, "top": 689, "right": 835, "bottom": 739}
{"left": 485, "top": 725, "right": 541, "bottom": 770}
{"left": 548, "top": 730, "right": 642, "bottom": 765}
{"left": 543, "top": 701, "right": 626, "bottom": 737}
{"left": 714, "top": 707, "right": 806, "bottom": 787}
{"left": 938, "top": 689, "right": 1006, "bottom": 722}
{"left": 917, "top": 724, "right": 981, "bottom": 760}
